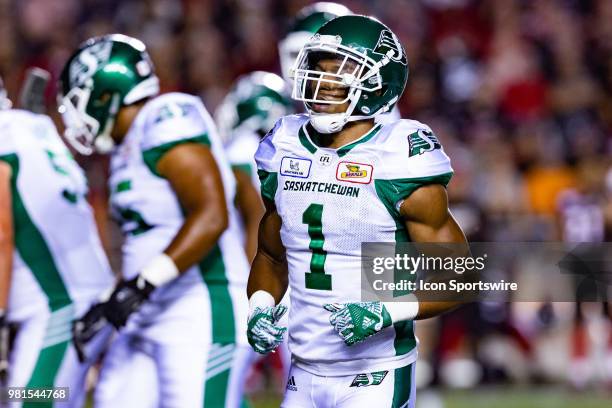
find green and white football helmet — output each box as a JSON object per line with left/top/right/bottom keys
{"left": 58, "top": 34, "right": 159, "bottom": 155}
{"left": 215, "top": 71, "right": 294, "bottom": 143}
{"left": 0, "top": 76, "right": 11, "bottom": 110}
{"left": 291, "top": 15, "right": 408, "bottom": 134}
{"left": 278, "top": 2, "right": 351, "bottom": 83}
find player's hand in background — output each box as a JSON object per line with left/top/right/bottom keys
{"left": 103, "top": 276, "right": 155, "bottom": 329}
{"left": 247, "top": 304, "right": 287, "bottom": 354}
{"left": 0, "top": 310, "right": 10, "bottom": 385}
{"left": 73, "top": 302, "right": 108, "bottom": 362}
{"left": 324, "top": 301, "right": 392, "bottom": 346}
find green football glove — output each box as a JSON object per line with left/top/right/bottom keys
{"left": 247, "top": 304, "right": 288, "bottom": 354}
{"left": 324, "top": 301, "right": 392, "bottom": 346}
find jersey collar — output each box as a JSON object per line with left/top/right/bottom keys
{"left": 298, "top": 122, "right": 382, "bottom": 158}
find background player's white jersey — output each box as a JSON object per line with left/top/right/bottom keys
{"left": 225, "top": 128, "right": 261, "bottom": 189}
{"left": 0, "top": 109, "right": 113, "bottom": 322}
{"left": 255, "top": 114, "right": 453, "bottom": 376}
{"left": 108, "top": 92, "right": 248, "bottom": 345}
{"left": 224, "top": 128, "right": 261, "bottom": 246}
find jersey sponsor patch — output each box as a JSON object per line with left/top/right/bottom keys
{"left": 336, "top": 161, "right": 373, "bottom": 184}
{"left": 280, "top": 156, "right": 312, "bottom": 178}
{"left": 349, "top": 370, "right": 388, "bottom": 387}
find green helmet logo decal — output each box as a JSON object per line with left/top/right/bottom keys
{"left": 69, "top": 41, "right": 112, "bottom": 87}
{"left": 373, "top": 30, "right": 406, "bottom": 65}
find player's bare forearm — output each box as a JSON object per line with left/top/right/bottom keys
{"left": 401, "top": 184, "right": 469, "bottom": 320}
{"left": 233, "top": 168, "right": 264, "bottom": 263}
{"left": 157, "top": 143, "right": 229, "bottom": 272}
{"left": 0, "top": 163, "right": 13, "bottom": 310}
{"left": 247, "top": 200, "right": 288, "bottom": 303}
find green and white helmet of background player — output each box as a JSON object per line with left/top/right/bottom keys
{"left": 0, "top": 76, "right": 11, "bottom": 110}
{"left": 58, "top": 34, "right": 159, "bottom": 155}
{"left": 291, "top": 15, "right": 408, "bottom": 134}
{"left": 278, "top": 2, "right": 351, "bottom": 83}
{"left": 215, "top": 71, "right": 294, "bottom": 144}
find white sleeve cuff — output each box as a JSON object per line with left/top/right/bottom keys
{"left": 140, "top": 253, "right": 179, "bottom": 287}
{"left": 248, "top": 290, "right": 275, "bottom": 317}
{"left": 383, "top": 294, "right": 419, "bottom": 322}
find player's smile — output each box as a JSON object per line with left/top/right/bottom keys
{"left": 308, "top": 56, "right": 354, "bottom": 114}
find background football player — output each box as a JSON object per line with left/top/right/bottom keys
{"left": 216, "top": 71, "right": 295, "bottom": 390}
{"left": 59, "top": 35, "right": 249, "bottom": 407}
{"left": 216, "top": 71, "right": 294, "bottom": 261}
{"left": 0, "top": 75, "right": 114, "bottom": 407}
{"left": 247, "top": 16, "right": 467, "bottom": 407}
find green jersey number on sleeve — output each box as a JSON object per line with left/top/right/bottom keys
{"left": 44, "top": 149, "right": 85, "bottom": 204}
{"left": 303, "top": 203, "right": 331, "bottom": 291}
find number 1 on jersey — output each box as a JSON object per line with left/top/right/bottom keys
{"left": 303, "top": 203, "right": 331, "bottom": 290}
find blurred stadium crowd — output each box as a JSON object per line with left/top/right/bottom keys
{"left": 1, "top": 0, "right": 611, "bottom": 396}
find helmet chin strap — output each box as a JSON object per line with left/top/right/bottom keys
{"left": 94, "top": 93, "right": 121, "bottom": 154}
{"left": 309, "top": 89, "right": 363, "bottom": 134}
{"left": 309, "top": 89, "right": 391, "bottom": 134}
{"left": 309, "top": 92, "right": 400, "bottom": 134}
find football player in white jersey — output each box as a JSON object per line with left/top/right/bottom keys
{"left": 247, "top": 16, "right": 468, "bottom": 407}
{"left": 216, "top": 72, "right": 295, "bottom": 387}
{"left": 279, "top": 2, "right": 401, "bottom": 124}
{"left": 58, "top": 35, "right": 249, "bottom": 407}
{"left": 216, "top": 71, "right": 294, "bottom": 260}
{"left": 0, "top": 76, "right": 114, "bottom": 407}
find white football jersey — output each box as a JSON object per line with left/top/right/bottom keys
{"left": 108, "top": 92, "right": 248, "bottom": 344}
{"left": 224, "top": 128, "right": 260, "bottom": 246}
{"left": 255, "top": 114, "right": 453, "bottom": 375}
{"left": 225, "top": 128, "right": 261, "bottom": 189}
{"left": 0, "top": 109, "right": 113, "bottom": 324}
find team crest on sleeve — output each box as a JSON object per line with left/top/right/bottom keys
{"left": 336, "top": 161, "right": 373, "bottom": 184}
{"left": 407, "top": 129, "right": 441, "bottom": 157}
{"left": 280, "top": 156, "right": 312, "bottom": 178}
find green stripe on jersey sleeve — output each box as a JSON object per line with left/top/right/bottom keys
{"left": 374, "top": 172, "right": 453, "bottom": 218}
{"left": 0, "top": 154, "right": 72, "bottom": 311}
{"left": 257, "top": 170, "right": 278, "bottom": 202}
{"left": 231, "top": 163, "right": 253, "bottom": 178}
{"left": 142, "top": 133, "right": 211, "bottom": 177}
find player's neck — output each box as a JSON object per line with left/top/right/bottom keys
{"left": 111, "top": 102, "right": 146, "bottom": 145}
{"left": 309, "top": 119, "right": 376, "bottom": 150}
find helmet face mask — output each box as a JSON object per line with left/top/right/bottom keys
{"left": 293, "top": 36, "right": 383, "bottom": 109}
{"left": 290, "top": 16, "right": 408, "bottom": 133}
{"left": 58, "top": 34, "right": 159, "bottom": 155}
{"left": 279, "top": 2, "right": 352, "bottom": 83}
{"left": 58, "top": 85, "right": 119, "bottom": 155}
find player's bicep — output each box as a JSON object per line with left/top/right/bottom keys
{"left": 157, "top": 143, "right": 227, "bottom": 218}
{"left": 0, "top": 161, "right": 13, "bottom": 307}
{"left": 257, "top": 198, "right": 285, "bottom": 263}
{"left": 400, "top": 184, "right": 466, "bottom": 244}
{"left": 0, "top": 162, "right": 12, "bottom": 245}
{"left": 233, "top": 168, "right": 264, "bottom": 222}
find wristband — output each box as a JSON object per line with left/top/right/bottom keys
{"left": 383, "top": 294, "right": 419, "bottom": 323}
{"left": 140, "top": 253, "right": 179, "bottom": 287}
{"left": 248, "top": 290, "right": 275, "bottom": 318}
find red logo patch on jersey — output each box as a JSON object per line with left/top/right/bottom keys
{"left": 336, "top": 161, "right": 373, "bottom": 184}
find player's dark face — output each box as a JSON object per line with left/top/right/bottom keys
{"left": 309, "top": 55, "right": 356, "bottom": 114}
